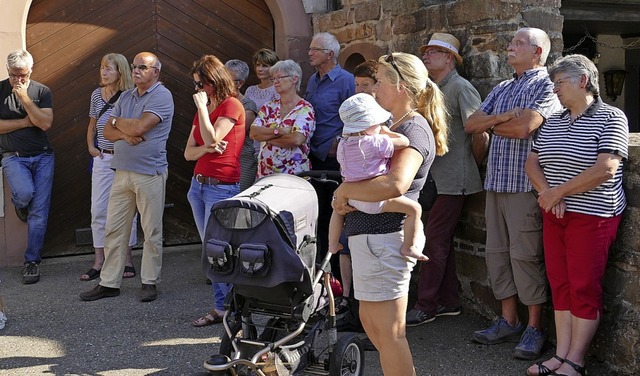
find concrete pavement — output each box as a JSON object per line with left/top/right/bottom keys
{"left": 0, "top": 245, "right": 612, "bottom": 375}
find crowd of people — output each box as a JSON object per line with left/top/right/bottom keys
{"left": 0, "top": 26, "right": 629, "bottom": 376}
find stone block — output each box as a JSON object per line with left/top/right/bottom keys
{"left": 316, "top": 8, "right": 349, "bottom": 31}
{"left": 375, "top": 18, "right": 393, "bottom": 42}
{"left": 448, "top": 0, "right": 521, "bottom": 25}
{"left": 354, "top": 3, "right": 380, "bottom": 22}
{"left": 456, "top": 250, "right": 487, "bottom": 283}
{"left": 522, "top": 10, "right": 563, "bottom": 34}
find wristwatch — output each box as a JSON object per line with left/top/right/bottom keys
{"left": 273, "top": 128, "right": 279, "bottom": 135}
{"left": 111, "top": 117, "right": 118, "bottom": 129}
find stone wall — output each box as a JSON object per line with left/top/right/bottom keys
{"left": 310, "top": 1, "right": 639, "bottom": 374}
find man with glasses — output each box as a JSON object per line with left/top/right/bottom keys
{"left": 80, "top": 52, "right": 174, "bottom": 303}
{"left": 0, "top": 49, "right": 54, "bottom": 284}
{"left": 466, "top": 28, "right": 561, "bottom": 360}
{"left": 406, "top": 33, "right": 485, "bottom": 326}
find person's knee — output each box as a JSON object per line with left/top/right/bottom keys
{"left": 11, "top": 189, "right": 34, "bottom": 207}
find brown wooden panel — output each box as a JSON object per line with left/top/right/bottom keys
{"left": 26, "top": 0, "right": 274, "bottom": 257}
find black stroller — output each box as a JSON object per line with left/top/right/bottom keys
{"left": 201, "top": 173, "right": 365, "bottom": 376}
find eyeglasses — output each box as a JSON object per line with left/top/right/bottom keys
{"left": 508, "top": 40, "right": 538, "bottom": 49}
{"left": 385, "top": 53, "right": 406, "bottom": 82}
{"left": 553, "top": 75, "right": 575, "bottom": 88}
{"left": 270, "top": 75, "right": 292, "bottom": 83}
{"left": 130, "top": 64, "right": 158, "bottom": 71}
{"left": 193, "top": 80, "right": 206, "bottom": 89}
{"left": 422, "top": 49, "right": 448, "bottom": 57}
{"left": 8, "top": 72, "right": 30, "bottom": 80}
{"left": 308, "top": 47, "right": 330, "bottom": 53}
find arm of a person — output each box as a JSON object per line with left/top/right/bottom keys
{"left": 459, "top": 85, "right": 489, "bottom": 163}
{"left": 86, "top": 117, "right": 100, "bottom": 157}
{"left": 250, "top": 123, "right": 280, "bottom": 141}
{"left": 0, "top": 117, "right": 32, "bottom": 134}
{"left": 266, "top": 129, "right": 307, "bottom": 148}
{"left": 379, "top": 125, "right": 409, "bottom": 149}
{"left": 524, "top": 152, "right": 551, "bottom": 193}
{"left": 13, "top": 86, "right": 53, "bottom": 131}
{"left": 333, "top": 146, "right": 422, "bottom": 212}
{"left": 106, "top": 112, "right": 160, "bottom": 138}
{"left": 491, "top": 109, "right": 545, "bottom": 139}
{"left": 244, "top": 110, "right": 256, "bottom": 131}
{"left": 465, "top": 108, "right": 518, "bottom": 135}
{"left": 536, "top": 153, "right": 622, "bottom": 213}
{"left": 184, "top": 126, "right": 216, "bottom": 161}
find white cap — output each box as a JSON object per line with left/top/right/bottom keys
{"left": 339, "top": 93, "right": 392, "bottom": 135}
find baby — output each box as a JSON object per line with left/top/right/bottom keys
{"left": 329, "top": 93, "right": 427, "bottom": 261}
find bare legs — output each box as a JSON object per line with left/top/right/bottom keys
{"left": 501, "top": 295, "right": 542, "bottom": 329}
{"left": 359, "top": 296, "right": 416, "bottom": 376}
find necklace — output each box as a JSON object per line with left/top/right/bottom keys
{"left": 391, "top": 109, "right": 416, "bottom": 128}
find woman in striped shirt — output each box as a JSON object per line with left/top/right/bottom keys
{"left": 525, "top": 54, "right": 628, "bottom": 376}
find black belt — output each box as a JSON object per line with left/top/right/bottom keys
{"left": 99, "top": 148, "right": 114, "bottom": 155}
{"left": 194, "top": 174, "right": 236, "bottom": 185}
{"left": 2, "top": 150, "right": 52, "bottom": 158}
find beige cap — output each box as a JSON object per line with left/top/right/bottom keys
{"left": 419, "top": 32, "right": 464, "bottom": 65}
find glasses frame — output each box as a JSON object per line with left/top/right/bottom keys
{"left": 270, "top": 75, "right": 292, "bottom": 83}
{"left": 307, "top": 47, "right": 330, "bottom": 53}
{"left": 193, "top": 80, "right": 206, "bottom": 89}
{"left": 130, "top": 64, "right": 159, "bottom": 71}
{"left": 385, "top": 53, "right": 407, "bottom": 82}
{"left": 422, "top": 49, "right": 448, "bottom": 57}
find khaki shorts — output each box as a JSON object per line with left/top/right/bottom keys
{"left": 484, "top": 191, "right": 547, "bottom": 305}
{"left": 348, "top": 231, "right": 418, "bottom": 302}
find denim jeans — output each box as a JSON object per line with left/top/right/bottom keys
{"left": 187, "top": 177, "right": 239, "bottom": 310}
{"left": 2, "top": 152, "right": 55, "bottom": 264}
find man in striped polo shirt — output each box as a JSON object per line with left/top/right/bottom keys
{"left": 466, "top": 27, "right": 561, "bottom": 360}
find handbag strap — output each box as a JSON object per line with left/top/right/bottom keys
{"left": 97, "top": 90, "right": 122, "bottom": 120}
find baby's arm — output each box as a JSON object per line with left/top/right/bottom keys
{"left": 379, "top": 125, "right": 409, "bottom": 150}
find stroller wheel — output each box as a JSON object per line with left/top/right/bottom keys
{"left": 329, "top": 333, "right": 365, "bottom": 376}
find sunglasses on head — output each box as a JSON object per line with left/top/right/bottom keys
{"left": 385, "top": 53, "right": 406, "bottom": 82}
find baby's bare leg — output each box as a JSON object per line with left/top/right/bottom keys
{"left": 328, "top": 210, "right": 345, "bottom": 254}
{"left": 381, "top": 197, "right": 428, "bottom": 261}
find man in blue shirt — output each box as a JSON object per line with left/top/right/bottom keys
{"left": 305, "top": 32, "right": 355, "bottom": 171}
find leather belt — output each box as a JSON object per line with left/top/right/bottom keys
{"left": 194, "top": 174, "right": 236, "bottom": 185}
{"left": 2, "top": 150, "right": 52, "bottom": 158}
{"left": 99, "top": 148, "right": 114, "bottom": 155}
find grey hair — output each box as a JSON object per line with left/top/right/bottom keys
{"left": 270, "top": 59, "right": 303, "bottom": 92}
{"left": 519, "top": 27, "right": 551, "bottom": 65}
{"left": 313, "top": 32, "right": 340, "bottom": 63}
{"left": 7, "top": 49, "right": 34, "bottom": 70}
{"left": 225, "top": 59, "right": 250, "bottom": 81}
{"left": 548, "top": 54, "right": 600, "bottom": 96}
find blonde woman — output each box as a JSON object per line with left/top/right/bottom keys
{"left": 333, "top": 52, "right": 448, "bottom": 376}
{"left": 81, "top": 53, "right": 138, "bottom": 281}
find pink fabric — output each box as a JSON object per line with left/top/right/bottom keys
{"left": 337, "top": 134, "right": 394, "bottom": 182}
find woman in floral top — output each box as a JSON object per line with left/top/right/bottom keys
{"left": 250, "top": 59, "right": 315, "bottom": 178}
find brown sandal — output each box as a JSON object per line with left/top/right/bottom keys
{"left": 192, "top": 310, "right": 223, "bottom": 327}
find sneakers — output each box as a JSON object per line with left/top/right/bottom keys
{"left": 513, "top": 325, "right": 546, "bottom": 360}
{"left": 79, "top": 285, "right": 121, "bottom": 301}
{"left": 435, "top": 305, "right": 462, "bottom": 317}
{"left": 139, "top": 284, "right": 157, "bottom": 302}
{"left": 406, "top": 309, "right": 436, "bottom": 327}
{"left": 0, "top": 311, "right": 6, "bottom": 330}
{"left": 22, "top": 262, "right": 40, "bottom": 284}
{"left": 472, "top": 317, "right": 525, "bottom": 344}
{"left": 15, "top": 206, "right": 28, "bottom": 223}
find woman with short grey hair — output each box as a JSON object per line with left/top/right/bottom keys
{"left": 250, "top": 59, "right": 315, "bottom": 177}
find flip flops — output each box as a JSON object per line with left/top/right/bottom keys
{"left": 192, "top": 310, "right": 223, "bottom": 327}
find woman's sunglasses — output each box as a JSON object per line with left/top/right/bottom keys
{"left": 385, "top": 53, "right": 406, "bottom": 82}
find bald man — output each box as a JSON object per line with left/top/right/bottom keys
{"left": 80, "top": 52, "right": 174, "bottom": 303}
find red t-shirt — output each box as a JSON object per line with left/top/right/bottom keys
{"left": 192, "top": 97, "right": 245, "bottom": 182}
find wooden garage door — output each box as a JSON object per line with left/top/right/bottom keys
{"left": 26, "top": 0, "right": 274, "bottom": 257}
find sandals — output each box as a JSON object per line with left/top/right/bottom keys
{"left": 192, "top": 310, "right": 223, "bottom": 327}
{"left": 123, "top": 265, "right": 136, "bottom": 279}
{"left": 527, "top": 355, "right": 564, "bottom": 376}
{"left": 555, "top": 358, "right": 587, "bottom": 376}
{"left": 80, "top": 268, "right": 100, "bottom": 281}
